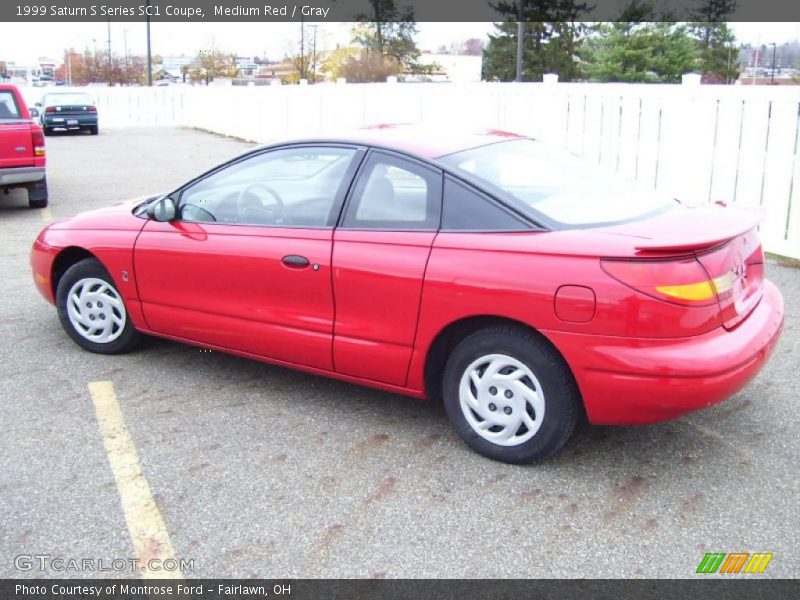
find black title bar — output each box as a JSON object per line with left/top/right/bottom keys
{"left": 4, "top": 579, "right": 800, "bottom": 600}
{"left": 2, "top": 0, "right": 799, "bottom": 22}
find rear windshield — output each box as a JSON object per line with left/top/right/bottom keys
{"left": 44, "top": 93, "right": 93, "bottom": 106}
{"left": 0, "top": 91, "right": 22, "bottom": 119}
{"left": 439, "top": 139, "right": 675, "bottom": 228}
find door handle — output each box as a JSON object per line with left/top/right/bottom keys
{"left": 282, "top": 255, "right": 310, "bottom": 268}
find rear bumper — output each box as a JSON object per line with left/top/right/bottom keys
{"left": 545, "top": 280, "right": 784, "bottom": 425}
{"left": 0, "top": 166, "right": 45, "bottom": 186}
{"left": 42, "top": 115, "right": 97, "bottom": 128}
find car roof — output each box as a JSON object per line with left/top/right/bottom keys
{"left": 305, "top": 124, "right": 526, "bottom": 159}
{"left": 43, "top": 92, "right": 92, "bottom": 98}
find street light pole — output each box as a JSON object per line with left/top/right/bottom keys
{"left": 145, "top": 0, "right": 152, "bottom": 86}
{"left": 515, "top": 0, "right": 524, "bottom": 82}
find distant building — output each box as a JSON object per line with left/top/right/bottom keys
{"left": 737, "top": 76, "right": 799, "bottom": 85}
{"left": 234, "top": 56, "right": 258, "bottom": 78}
{"left": 1, "top": 57, "right": 59, "bottom": 83}
{"left": 405, "top": 53, "right": 482, "bottom": 83}
{"left": 256, "top": 61, "right": 295, "bottom": 82}
{"left": 738, "top": 66, "right": 799, "bottom": 85}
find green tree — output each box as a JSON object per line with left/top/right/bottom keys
{"left": 481, "top": 0, "right": 591, "bottom": 82}
{"left": 188, "top": 49, "right": 237, "bottom": 85}
{"left": 350, "top": 0, "right": 426, "bottom": 80}
{"left": 688, "top": 0, "right": 739, "bottom": 83}
{"left": 583, "top": 22, "right": 699, "bottom": 83}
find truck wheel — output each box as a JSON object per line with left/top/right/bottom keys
{"left": 28, "top": 177, "right": 48, "bottom": 209}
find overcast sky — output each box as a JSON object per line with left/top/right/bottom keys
{"left": 1, "top": 22, "right": 799, "bottom": 65}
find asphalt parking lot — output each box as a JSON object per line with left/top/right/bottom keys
{"left": 1, "top": 127, "right": 798, "bottom": 579}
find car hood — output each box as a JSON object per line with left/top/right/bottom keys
{"left": 46, "top": 195, "right": 157, "bottom": 230}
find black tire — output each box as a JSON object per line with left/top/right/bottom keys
{"left": 27, "top": 177, "right": 48, "bottom": 208}
{"left": 89, "top": 125, "right": 99, "bottom": 135}
{"left": 442, "top": 325, "right": 581, "bottom": 464}
{"left": 43, "top": 126, "right": 52, "bottom": 136}
{"left": 56, "top": 258, "right": 141, "bottom": 354}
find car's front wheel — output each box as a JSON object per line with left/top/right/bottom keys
{"left": 442, "top": 325, "right": 581, "bottom": 464}
{"left": 56, "top": 258, "right": 141, "bottom": 354}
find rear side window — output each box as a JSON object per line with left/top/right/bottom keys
{"left": 442, "top": 177, "right": 530, "bottom": 231}
{"left": 0, "top": 91, "right": 21, "bottom": 118}
{"left": 440, "top": 139, "right": 675, "bottom": 228}
{"left": 343, "top": 152, "right": 442, "bottom": 230}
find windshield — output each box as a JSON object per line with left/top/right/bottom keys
{"left": 44, "top": 93, "right": 93, "bottom": 106}
{"left": 439, "top": 139, "right": 675, "bottom": 228}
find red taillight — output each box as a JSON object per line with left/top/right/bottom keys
{"left": 695, "top": 233, "right": 764, "bottom": 329}
{"left": 87, "top": 106, "right": 97, "bottom": 112}
{"left": 31, "top": 129, "right": 45, "bottom": 157}
{"left": 45, "top": 106, "right": 56, "bottom": 113}
{"left": 601, "top": 257, "right": 719, "bottom": 307}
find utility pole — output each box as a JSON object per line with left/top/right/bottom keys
{"left": 725, "top": 45, "right": 731, "bottom": 84}
{"left": 770, "top": 42, "right": 777, "bottom": 84}
{"left": 515, "top": 0, "right": 524, "bottom": 82}
{"left": 107, "top": 19, "right": 112, "bottom": 68}
{"left": 310, "top": 25, "right": 318, "bottom": 83}
{"left": 123, "top": 29, "right": 129, "bottom": 64}
{"left": 299, "top": 18, "right": 305, "bottom": 81}
{"left": 145, "top": 0, "right": 152, "bottom": 86}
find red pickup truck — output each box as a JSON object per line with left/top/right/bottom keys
{"left": 0, "top": 84, "right": 48, "bottom": 208}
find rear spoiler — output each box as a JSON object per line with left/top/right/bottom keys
{"left": 633, "top": 206, "right": 763, "bottom": 253}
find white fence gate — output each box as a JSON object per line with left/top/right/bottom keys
{"left": 20, "top": 81, "right": 800, "bottom": 259}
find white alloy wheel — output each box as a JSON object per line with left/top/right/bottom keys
{"left": 458, "top": 353, "right": 546, "bottom": 447}
{"left": 66, "top": 277, "right": 127, "bottom": 344}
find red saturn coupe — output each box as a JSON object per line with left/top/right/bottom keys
{"left": 30, "top": 126, "right": 784, "bottom": 464}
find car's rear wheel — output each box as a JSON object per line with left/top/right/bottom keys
{"left": 89, "top": 125, "right": 99, "bottom": 135}
{"left": 442, "top": 325, "right": 581, "bottom": 464}
{"left": 56, "top": 258, "right": 140, "bottom": 354}
{"left": 42, "top": 126, "right": 52, "bottom": 136}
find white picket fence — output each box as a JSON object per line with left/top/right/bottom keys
{"left": 20, "top": 81, "right": 800, "bottom": 259}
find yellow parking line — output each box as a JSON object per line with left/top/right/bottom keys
{"left": 88, "top": 381, "right": 183, "bottom": 579}
{"left": 40, "top": 208, "right": 53, "bottom": 223}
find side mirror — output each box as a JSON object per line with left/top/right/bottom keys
{"left": 29, "top": 108, "right": 39, "bottom": 118}
{"left": 146, "top": 197, "right": 177, "bottom": 222}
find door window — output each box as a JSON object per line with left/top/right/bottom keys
{"left": 178, "top": 146, "right": 358, "bottom": 227}
{"left": 342, "top": 152, "right": 442, "bottom": 230}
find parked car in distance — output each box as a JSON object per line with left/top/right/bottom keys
{"left": 0, "top": 83, "right": 48, "bottom": 208}
{"left": 37, "top": 92, "right": 99, "bottom": 135}
{"left": 30, "top": 126, "right": 784, "bottom": 464}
